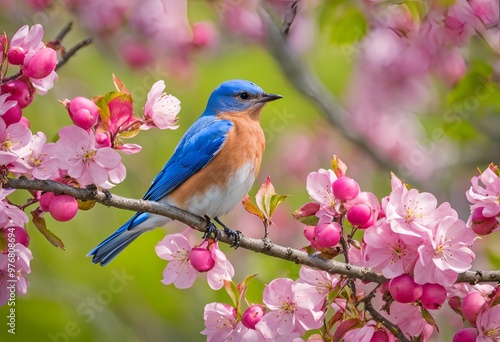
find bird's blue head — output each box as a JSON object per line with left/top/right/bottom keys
{"left": 204, "top": 79, "right": 282, "bottom": 117}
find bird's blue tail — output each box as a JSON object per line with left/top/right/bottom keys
{"left": 88, "top": 212, "right": 149, "bottom": 266}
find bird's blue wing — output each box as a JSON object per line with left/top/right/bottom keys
{"left": 143, "top": 116, "right": 233, "bottom": 201}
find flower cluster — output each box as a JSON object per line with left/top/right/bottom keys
{"left": 345, "top": 0, "right": 499, "bottom": 179}
{"left": 0, "top": 23, "right": 181, "bottom": 304}
{"left": 201, "top": 265, "right": 336, "bottom": 341}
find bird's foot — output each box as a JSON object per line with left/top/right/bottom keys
{"left": 214, "top": 217, "right": 242, "bottom": 248}
{"left": 203, "top": 215, "right": 221, "bottom": 241}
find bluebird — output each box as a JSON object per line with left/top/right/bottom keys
{"left": 88, "top": 79, "right": 282, "bottom": 265}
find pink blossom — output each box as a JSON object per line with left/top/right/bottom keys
{"left": 0, "top": 120, "right": 32, "bottom": 154}
{"left": 385, "top": 188, "right": 437, "bottom": 238}
{"left": 0, "top": 243, "right": 32, "bottom": 306}
{"left": 201, "top": 302, "right": 244, "bottom": 342}
{"left": 467, "top": 166, "right": 500, "bottom": 218}
{"left": 470, "top": 0, "right": 499, "bottom": 26}
{"left": 155, "top": 233, "right": 197, "bottom": 289}
{"left": 362, "top": 220, "right": 417, "bottom": 278}
{"left": 155, "top": 233, "right": 233, "bottom": 290}
{"left": 445, "top": 0, "right": 484, "bottom": 45}
{"left": 206, "top": 242, "right": 234, "bottom": 290}
{"left": 53, "top": 126, "right": 124, "bottom": 187}
{"left": 257, "top": 278, "right": 324, "bottom": 339}
{"left": 142, "top": 80, "right": 180, "bottom": 130}
{"left": 297, "top": 265, "right": 340, "bottom": 310}
{"left": 8, "top": 24, "right": 58, "bottom": 94}
{"left": 306, "top": 168, "right": 340, "bottom": 217}
{"left": 476, "top": 304, "right": 500, "bottom": 342}
{"left": 0, "top": 188, "right": 29, "bottom": 228}
{"left": 14, "top": 132, "right": 59, "bottom": 180}
{"left": 9, "top": 24, "right": 44, "bottom": 57}
{"left": 30, "top": 70, "right": 58, "bottom": 95}
{"left": 414, "top": 216, "right": 476, "bottom": 286}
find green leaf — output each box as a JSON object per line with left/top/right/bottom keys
{"left": 443, "top": 120, "right": 477, "bottom": 141}
{"left": 223, "top": 280, "right": 240, "bottom": 310}
{"left": 238, "top": 274, "right": 258, "bottom": 310}
{"left": 112, "top": 74, "right": 130, "bottom": 94}
{"left": 447, "top": 61, "right": 493, "bottom": 105}
{"left": 421, "top": 307, "right": 440, "bottom": 333}
{"left": 241, "top": 195, "right": 264, "bottom": 221}
{"left": 31, "top": 211, "right": 65, "bottom": 250}
{"left": 255, "top": 176, "right": 288, "bottom": 225}
{"left": 330, "top": 8, "right": 367, "bottom": 45}
{"left": 269, "top": 194, "right": 289, "bottom": 219}
{"left": 293, "top": 202, "right": 320, "bottom": 225}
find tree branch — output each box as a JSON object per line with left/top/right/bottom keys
{"left": 3, "top": 177, "right": 500, "bottom": 285}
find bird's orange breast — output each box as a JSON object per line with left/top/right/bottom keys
{"left": 168, "top": 110, "right": 265, "bottom": 214}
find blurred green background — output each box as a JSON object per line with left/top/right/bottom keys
{"left": 0, "top": 1, "right": 499, "bottom": 341}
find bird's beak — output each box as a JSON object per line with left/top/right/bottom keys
{"left": 256, "top": 93, "right": 283, "bottom": 103}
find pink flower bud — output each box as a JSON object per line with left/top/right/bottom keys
{"left": 371, "top": 330, "right": 391, "bottom": 342}
{"left": 332, "top": 177, "right": 360, "bottom": 201}
{"left": 389, "top": 274, "right": 422, "bottom": 303}
{"left": 22, "top": 47, "right": 57, "bottom": 79}
{"left": 420, "top": 283, "right": 447, "bottom": 310}
{"left": 241, "top": 304, "right": 266, "bottom": 329}
{"left": 448, "top": 296, "right": 462, "bottom": 313}
{"left": 294, "top": 202, "right": 321, "bottom": 220}
{"left": 470, "top": 207, "right": 498, "bottom": 235}
{"left": 346, "top": 204, "right": 372, "bottom": 228}
{"left": 39, "top": 192, "right": 55, "bottom": 211}
{"left": 303, "top": 225, "right": 315, "bottom": 242}
{"left": 68, "top": 96, "right": 99, "bottom": 130}
{"left": 95, "top": 132, "right": 111, "bottom": 148}
{"left": 7, "top": 46, "right": 26, "bottom": 65}
{"left": 314, "top": 222, "right": 341, "bottom": 248}
{"left": 462, "top": 291, "right": 486, "bottom": 324}
{"left": 1, "top": 79, "right": 33, "bottom": 108}
{"left": 452, "top": 328, "right": 478, "bottom": 342}
{"left": 49, "top": 194, "right": 78, "bottom": 222}
{"left": 189, "top": 247, "right": 215, "bottom": 272}
{"left": 1, "top": 104, "right": 22, "bottom": 126}
{"left": 2, "top": 226, "right": 30, "bottom": 249}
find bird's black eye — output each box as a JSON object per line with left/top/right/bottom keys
{"left": 238, "top": 92, "right": 250, "bottom": 100}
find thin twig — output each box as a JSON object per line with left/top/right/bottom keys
{"left": 362, "top": 287, "right": 410, "bottom": 342}
{"left": 54, "top": 22, "right": 73, "bottom": 42}
{"left": 282, "top": 0, "right": 299, "bottom": 36}
{"left": 56, "top": 37, "right": 93, "bottom": 71}
{"left": 0, "top": 70, "right": 22, "bottom": 85}
{"left": 3, "top": 177, "right": 500, "bottom": 284}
